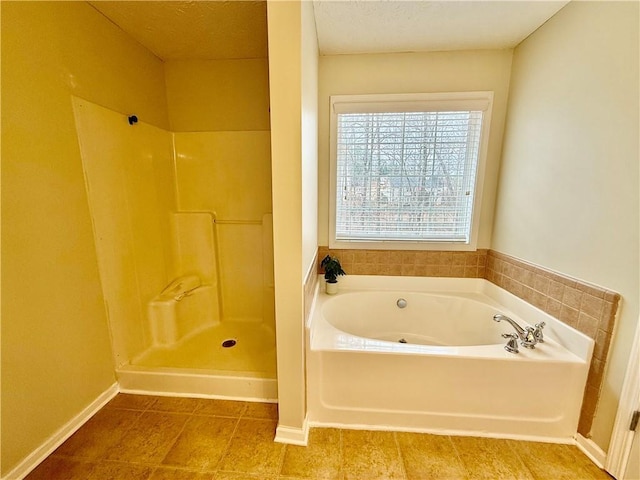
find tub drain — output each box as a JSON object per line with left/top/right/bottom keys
{"left": 221, "top": 339, "right": 237, "bottom": 348}
{"left": 398, "top": 338, "right": 408, "bottom": 344}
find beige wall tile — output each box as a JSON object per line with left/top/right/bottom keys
{"left": 577, "top": 313, "right": 599, "bottom": 338}
{"left": 581, "top": 295, "right": 604, "bottom": 319}
{"left": 593, "top": 330, "right": 612, "bottom": 361}
{"left": 559, "top": 305, "right": 580, "bottom": 328}
{"left": 562, "top": 287, "right": 583, "bottom": 310}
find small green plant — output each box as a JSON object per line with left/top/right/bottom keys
{"left": 320, "top": 255, "right": 346, "bottom": 283}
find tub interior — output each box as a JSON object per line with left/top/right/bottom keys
{"left": 322, "top": 291, "right": 516, "bottom": 347}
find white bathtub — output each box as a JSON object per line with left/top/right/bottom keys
{"left": 307, "top": 276, "right": 593, "bottom": 442}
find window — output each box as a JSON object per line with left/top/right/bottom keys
{"left": 329, "top": 92, "right": 493, "bottom": 250}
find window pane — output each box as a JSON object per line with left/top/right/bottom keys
{"left": 335, "top": 111, "right": 483, "bottom": 242}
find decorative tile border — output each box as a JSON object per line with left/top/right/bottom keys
{"left": 315, "top": 246, "right": 620, "bottom": 438}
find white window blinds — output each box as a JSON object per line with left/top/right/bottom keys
{"left": 335, "top": 110, "right": 484, "bottom": 243}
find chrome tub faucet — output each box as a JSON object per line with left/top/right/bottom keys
{"left": 494, "top": 314, "right": 542, "bottom": 352}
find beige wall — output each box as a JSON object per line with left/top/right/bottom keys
{"left": 267, "top": 0, "right": 307, "bottom": 431}
{"left": 165, "top": 59, "right": 270, "bottom": 132}
{"left": 493, "top": 1, "right": 639, "bottom": 451}
{"left": 302, "top": 1, "right": 319, "bottom": 278}
{"left": 1, "top": 1, "right": 169, "bottom": 475}
{"left": 318, "top": 49, "right": 513, "bottom": 248}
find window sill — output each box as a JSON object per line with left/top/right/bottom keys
{"left": 329, "top": 239, "right": 478, "bottom": 251}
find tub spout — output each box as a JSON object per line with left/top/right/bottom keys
{"left": 493, "top": 314, "right": 537, "bottom": 349}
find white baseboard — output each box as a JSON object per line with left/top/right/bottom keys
{"left": 274, "top": 416, "right": 309, "bottom": 446}
{"left": 575, "top": 433, "right": 607, "bottom": 469}
{"left": 2, "top": 383, "right": 118, "bottom": 480}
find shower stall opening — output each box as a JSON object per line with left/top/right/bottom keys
{"left": 73, "top": 95, "right": 277, "bottom": 400}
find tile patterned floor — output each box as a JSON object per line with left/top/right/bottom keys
{"left": 26, "top": 394, "right": 612, "bottom": 480}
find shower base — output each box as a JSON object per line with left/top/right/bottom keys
{"left": 117, "top": 321, "right": 277, "bottom": 401}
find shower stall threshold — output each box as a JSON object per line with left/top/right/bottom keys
{"left": 116, "top": 365, "right": 278, "bottom": 402}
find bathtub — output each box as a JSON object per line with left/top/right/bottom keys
{"left": 306, "top": 276, "right": 593, "bottom": 442}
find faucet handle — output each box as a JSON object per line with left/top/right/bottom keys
{"left": 534, "top": 322, "right": 546, "bottom": 343}
{"left": 501, "top": 333, "right": 519, "bottom": 354}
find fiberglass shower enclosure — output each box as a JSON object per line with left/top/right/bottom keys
{"left": 72, "top": 95, "right": 277, "bottom": 400}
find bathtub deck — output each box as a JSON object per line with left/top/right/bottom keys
{"left": 26, "top": 393, "right": 611, "bottom": 480}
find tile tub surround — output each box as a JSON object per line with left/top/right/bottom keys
{"left": 317, "top": 247, "right": 620, "bottom": 439}
{"left": 485, "top": 250, "right": 620, "bottom": 437}
{"left": 317, "top": 246, "right": 488, "bottom": 278}
{"left": 26, "top": 393, "right": 611, "bottom": 480}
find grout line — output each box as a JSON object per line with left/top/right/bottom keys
{"left": 276, "top": 438, "right": 289, "bottom": 478}
{"left": 211, "top": 415, "right": 243, "bottom": 473}
{"left": 446, "top": 435, "right": 470, "bottom": 478}
{"left": 506, "top": 438, "right": 537, "bottom": 479}
{"left": 392, "top": 431, "right": 409, "bottom": 480}
{"left": 339, "top": 428, "right": 344, "bottom": 480}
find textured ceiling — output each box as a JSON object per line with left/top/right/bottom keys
{"left": 90, "top": 1, "right": 268, "bottom": 60}
{"left": 313, "top": 0, "right": 570, "bottom": 54}
{"left": 91, "top": 0, "right": 570, "bottom": 60}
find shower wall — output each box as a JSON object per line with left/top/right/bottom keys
{"left": 174, "top": 132, "right": 273, "bottom": 323}
{"left": 73, "top": 98, "right": 176, "bottom": 366}
{"left": 165, "top": 59, "right": 274, "bottom": 327}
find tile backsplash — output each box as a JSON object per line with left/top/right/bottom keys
{"left": 317, "top": 246, "right": 488, "bottom": 278}
{"left": 316, "top": 246, "right": 620, "bottom": 438}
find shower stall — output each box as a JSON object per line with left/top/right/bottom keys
{"left": 72, "top": 72, "right": 277, "bottom": 400}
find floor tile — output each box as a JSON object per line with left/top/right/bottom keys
{"left": 162, "top": 415, "right": 238, "bottom": 471}
{"left": 194, "top": 398, "right": 248, "bottom": 417}
{"left": 24, "top": 394, "right": 612, "bottom": 480}
{"left": 86, "top": 461, "right": 154, "bottom": 480}
{"left": 397, "top": 432, "right": 467, "bottom": 480}
{"left": 451, "top": 436, "right": 533, "bottom": 480}
{"left": 511, "top": 441, "right": 611, "bottom": 480}
{"left": 25, "top": 456, "right": 97, "bottom": 480}
{"left": 244, "top": 401, "right": 278, "bottom": 420}
{"left": 213, "top": 472, "right": 276, "bottom": 480}
{"left": 104, "top": 411, "right": 190, "bottom": 464}
{"left": 281, "top": 428, "right": 341, "bottom": 479}
{"left": 53, "top": 407, "right": 142, "bottom": 460}
{"left": 150, "top": 466, "right": 215, "bottom": 479}
{"left": 148, "top": 396, "right": 202, "bottom": 414}
{"left": 105, "top": 393, "right": 158, "bottom": 410}
{"left": 342, "top": 430, "right": 404, "bottom": 480}
{"left": 217, "top": 418, "right": 284, "bottom": 476}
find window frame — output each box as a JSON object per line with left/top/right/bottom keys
{"left": 328, "top": 91, "right": 493, "bottom": 251}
